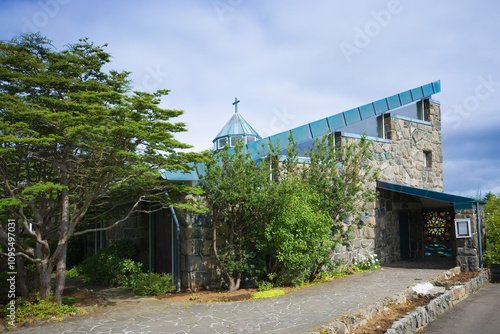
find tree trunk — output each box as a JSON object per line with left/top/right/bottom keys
{"left": 15, "top": 255, "right": 29, "bottom": 298}
{"left": 39, "top": 259, "right": 52, "bottom": 300}
{"left": 227, "top": 274, "right": 241, "bottom": 292}
{"left": 54, "top": 243, "right": 68, "bottom": 304}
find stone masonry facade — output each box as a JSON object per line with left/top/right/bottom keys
{"left": 332, "top": 100, "right": 450, "bottom": 266}
{"left": 454, "top": 207, "right": 486, "bottom": 271}
{"left": 179, "top": 211, "right": 223, "bottom": 290}
{"left": 94, "top": 98, "right": 484, "bottom": 290}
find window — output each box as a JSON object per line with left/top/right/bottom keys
{"left": 218, "top": 138, "right": 227, "bottom": 149}
{"left": 377, "top": 115, "right": 385, "bottom": 139}
{"left": 417, "top": 99, "right": 430, "bottom": 121}
{"left": 424, "top": 151, "right": 432, "bottom": 170}
{"left": 230, "top": 136, "right": 244, "bottom": 147}
{"left": 246, "top": 136, "right": 256, "bottom": 144}
{"left": 417, "top": 100, "right": 424, "bottom": 120}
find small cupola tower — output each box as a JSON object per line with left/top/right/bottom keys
{"left": 212, "top": 98, "right": 262, "bottom": 151}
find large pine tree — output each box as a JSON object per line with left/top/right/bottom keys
{"left": 0, "top": 33, "right": 203, "bottom": 303}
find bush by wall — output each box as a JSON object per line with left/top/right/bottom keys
{"left": 66, "top": 240, "right": 145, "bottom": 287}
{"left": 133, "top": 273, "right": 176, "bottom": 296}
{"left": 484, "top": 193, "right": 500, "bottom": 266}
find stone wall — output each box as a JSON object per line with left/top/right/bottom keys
{"left": 372, "top": 190, "right": 425, "bottom": 264}
{"left": 179, "top": 211, "right": 222, "bottom": 291}
{"left": 454, "top": 207, "right": 486, "bottom": 271}
{"left": 372, "top": 99, "right": 443, "bottom": 191}
{"left": 332, "top": 100, "right": 445, "bottom": 266}
{"left": 316, "top": 268, "right": 490, "bottom": 334}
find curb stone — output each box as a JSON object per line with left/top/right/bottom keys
{"left": 314, "top": 267, "right": 490, "bottom": 334}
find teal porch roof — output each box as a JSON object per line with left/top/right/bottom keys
{"left": 376, "top": 180, "right": 478, "bottom": 210}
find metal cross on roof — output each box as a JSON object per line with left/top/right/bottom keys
{"left": 232, "top": 97, "right": 240, "bottom": 113}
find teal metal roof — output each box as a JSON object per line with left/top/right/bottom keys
{"left": 376, "top": 180, "right": 476, "bottom": 210}
{"left": 160, "top": 163, "right": 205, "bottom": 181}
{"left": 164, "top": 81, "right": 441, "bottom": 180}
{"left": 213, "top": 112, "right": 262, "bottom": 142}
{"left": 243, "top": 80, "right": 441, "bottom": 160}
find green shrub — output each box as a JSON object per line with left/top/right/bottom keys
{"left": 258, "top": 281, "right": 273, "bottom": 292}
{"left": 76, "top": 253, "right": 144, "bottom": 287}
{"left": 253, "top": 178, "right": 335, "bottom": 286}
{"left": 4, "top": 292, "right": 79, "bottom": 327}
{"left": 67, "top": 240, "right": 145, "bottom": 287}
{"left": 133, "top": 273, "right": 176, "bottom": 296}
{"left": 485, "top": 194, "right": 500, "bottom": 266}
{"left": 105, "top": 239, "right": 137, "bottom": 259}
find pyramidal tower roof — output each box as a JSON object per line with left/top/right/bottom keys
{"left": 213, "top": 98, "right": 262, "bottom": 144}
{"left": 213, "top": 112, "right": 261, "bottom": 141}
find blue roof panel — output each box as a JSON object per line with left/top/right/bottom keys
{"left": 327, "top": 113, "right": 346, "bottom": 130}
{"left": 433, "top": 81, "right": 441, "bottom": 94}
{"left": 399, "top": 90, "right": 413, "bottom": 105}
{"left": 246, "top": 140, "right": 261, "bottom": 160}
{"left": 422, "top": 83, "right": 435, "bottom": 97}
{"left": 309, "top": 118, "right": 330, "bottom": 138}
{"left": 359, "top": 103, "right": 376, "bottom": 119}
{"left": 291, "top": 124, "right": 313, "bottom": 143}
{"left": 387, "top": 94, "right": 401, "bottom": 109}
{"left": 411, "top": 87, "right": 424, "bottom": 100}
{"left": 269, "top": 131, "right": 291, "bottom": 150}
{"left": 344, "top": 108, "right": 361, "bottom": 125}
{"left": 195, "top": 163, "right": 206, "bottom": 179}
{"left": 373, "top": 99, "right": 389, "bottom": 114}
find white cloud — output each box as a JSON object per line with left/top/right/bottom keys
{"left": 1, "top": 0, "right": 500, "bottom": 194}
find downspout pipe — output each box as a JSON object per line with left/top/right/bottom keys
{"left": 475, "top": 201, "right": 483, "bottom": 269}
{"left": 169, "top": 205, "right": 182, "bottom": 292}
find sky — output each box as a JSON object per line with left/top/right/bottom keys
{"left": 1, "top": 0, "right": 499, "bottom": 197}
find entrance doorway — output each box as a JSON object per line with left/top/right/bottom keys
{"left": 150, "top": 210, "right": 174, "bottom": 274}
{"left": 399, "top": 212, "right": 410, "bottom": 259}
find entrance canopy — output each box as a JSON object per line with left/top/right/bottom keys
{"left": 376, "top": 180, "right": 477, "bottom": 210}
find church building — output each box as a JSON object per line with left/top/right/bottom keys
{"left": 95, "top": 81, "right": 486, "bottom": 290}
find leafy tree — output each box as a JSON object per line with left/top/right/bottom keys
{"left": 199, "top": 140, "right": 269, "bottom": 292}
{"left": 484, "top": 193, "right": 500, "bottom": 265}
{"left": 252, "top": 177, "right": 333, "bottom": 285}
{"left": 201, "top": 133, "right": 378, "bottom": 290}
{"left": 0, "top": 33, "right": 203, "bottom": 303}
{"left": 302, "top": 135, "right": 379, "bottom": 278}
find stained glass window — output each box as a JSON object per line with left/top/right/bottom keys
{"left": 423, "top": 211, "right": 452, "bottom": 257}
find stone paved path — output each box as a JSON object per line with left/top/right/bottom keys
{"left": 17, "top": 265, "right": 450, "bottom": 333}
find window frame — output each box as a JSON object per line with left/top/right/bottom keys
{"left": 424, "top": 151, "right": 432, "bottom": 170}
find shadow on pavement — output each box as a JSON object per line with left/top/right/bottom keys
{"left": 383, "top": 259, "right": 457, "bottom": 270}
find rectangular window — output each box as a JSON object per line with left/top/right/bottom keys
{"left": 246, "top": 136, "right": 256, "bottom": 144}
{"left": 377, "top": 115, "right": 385, "bottom": 138}
{"left": 417, "top": 100, "right": 424, "bottom": 120}
{"left": 230, "top": 136, "right": 244, "bottom": 147}
{"left": 424, "top": 151, "right": 432, "bottom": 170}
{"left": 218, "top": 138, "right": 227, "bottom": 149}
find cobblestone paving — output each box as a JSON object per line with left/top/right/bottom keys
{"left": 17, "top": 266, "right": 449, "bottom": 333}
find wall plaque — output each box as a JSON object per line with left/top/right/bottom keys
{"left": 455, "top": 218, "right": 471, "bottom": 238}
